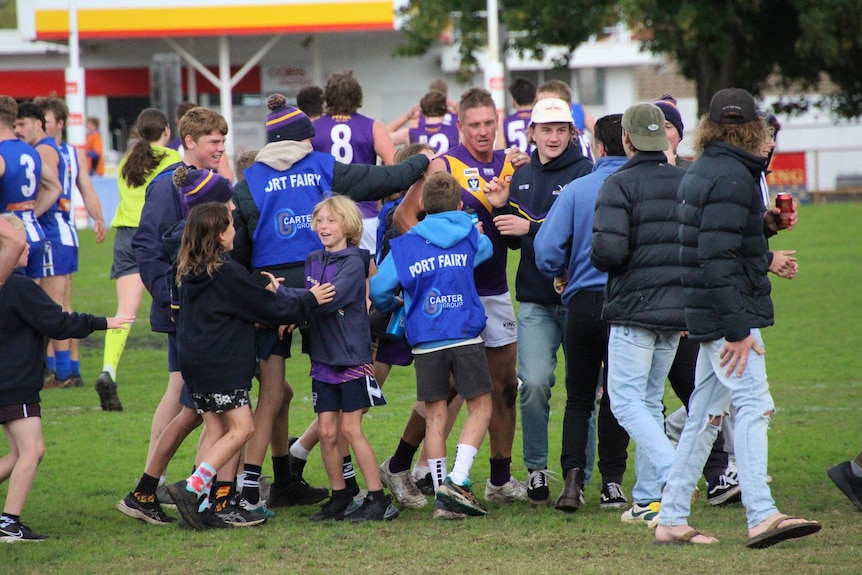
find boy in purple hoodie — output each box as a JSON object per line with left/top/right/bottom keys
{"left": 287, "top": 196, "right": 398, "bottom": 523}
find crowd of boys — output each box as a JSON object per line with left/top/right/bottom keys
{"left": 3, "top": 72, "right": 859, "bottom": 545}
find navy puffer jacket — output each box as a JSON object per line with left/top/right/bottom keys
{"left": 677, "top": 142, "right": 773, "bottom": 342}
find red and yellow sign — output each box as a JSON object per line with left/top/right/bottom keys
{"left": 766, "top": 152, "right": 807, "bottom": 188}
{"left": 25, "top": 1, "right": 396, "bottom": 40}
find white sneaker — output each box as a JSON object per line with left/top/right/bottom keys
{"left": 621, "top": 501, "right": 661, "bottom": 526}
{"left": 484, "top": 476, "right": 529, "bottom": 503}
{"left": 379, "top": 457, "right": 428, "bottom": 509}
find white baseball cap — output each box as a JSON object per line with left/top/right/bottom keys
{"left": 530, "top": 98, "right": 574, "bottom": 125}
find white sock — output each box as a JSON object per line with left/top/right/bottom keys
{"left": 158, "top": 475, "right": 166, "bottom": 487}
{"left": 290, "top": 439, "right": 311, "bottom": 461}
{"left": 448, "top": 444, "right": 478, "bottom": 486}
{"left": 851, "top": 460, "right": 862, "bottom": 478}
{"left": 428, "top": 457, "right": 447, "bottom": 490}
{"left": 411, "top": 464, "right": 431, "bottom": 481}
{"left": 236, "top": 472, "right": 246, "bottom": 490}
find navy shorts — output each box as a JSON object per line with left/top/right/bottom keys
{"left": 373, "top": 336, "right": 414, "bottom": 367}
{"left": 312, "top": 374, "right": 386, "bottom": 414}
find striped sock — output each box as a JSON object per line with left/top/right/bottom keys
{"left": 428, "top": 457, "right": 448, "bottom": 490}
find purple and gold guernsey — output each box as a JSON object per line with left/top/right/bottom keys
{"left": 503, "top": 109, "right": 535, "bottom": 154}
{"left": 440, "top": 144, "right": 515, "bottom": 296}
{"left": 312, "top": 112, "right": 378, "bottom": 218}
{"left": 408, "top": 120, "right": 459, "bottom": 155}
{"left": 0, "top": 139, "right": 44, "bottom": 244}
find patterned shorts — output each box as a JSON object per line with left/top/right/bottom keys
{"left": 191, "top": 388, "right": 250, "bottom": 414}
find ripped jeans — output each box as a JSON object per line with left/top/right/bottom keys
{"left": 659, "top": 329, "right": 779, "bottom": 529}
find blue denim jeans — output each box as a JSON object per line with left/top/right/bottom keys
{"left": 660, "top": 329, "right": 778, "bottom": 529}
{"left": 518, "top": 302, "right": 567, "bottom": 471}
{"left": 607, "top": 325, "right": 680, "bottom": 504}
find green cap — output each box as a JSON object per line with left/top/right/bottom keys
{"left": 622, "top": 102, "right": 669, "bottom": 152}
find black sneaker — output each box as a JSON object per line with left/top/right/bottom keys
{"left": 414, "top": 473, "right": 435, "bottom": 496}
{"left": 707, "top": 472, "right": 742, "bottom": 506}
{"left": 600, "top": 482, "right": 628, "bottom": 509}
{"left": 117, "top": 492, "right": 175, "bottom": 525}
{"left": 215, "top": 503, "right": 267, "bottom": 527}
{"left": 199, "top": 508, "right": 230, "bottom": 529}
{"left": 167, "top": 483, "right": 205, "bottom": 531}
{"left": 267, "top": 478, "right": 328, "bottom": 508}
{"left": 0, "top": 521, "right": 48, "bottom": 542}
{"left": 527, "top": 468, "right": 551, "bottom": 505}
{"left": 345, "top": 493, "right": 399, "bottom": 523}
{"left": 310, "top": 493, "right": 353, "bottom": 521}
{"left": 95, "top": 371, "right": 123, "bottom": 412}
{"left": 828, "top": 460, "right": 862, "bottom": 511}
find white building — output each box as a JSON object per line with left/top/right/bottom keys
{"left": 3, "top": 0, "right": 858, "bottom": 196}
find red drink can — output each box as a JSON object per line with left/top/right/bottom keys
{"left": 776, "top": 193, "right": 793, "bottom": 226}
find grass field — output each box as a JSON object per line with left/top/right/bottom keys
{"left": 3, "top": 203, "right": 862, "bottom": 574}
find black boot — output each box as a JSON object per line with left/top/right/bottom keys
{"left": 554, "top": 468, "right": 584, "bottom": 513}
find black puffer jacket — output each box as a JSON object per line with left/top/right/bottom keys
{"left": 678, "top": 142, "right": 773, "bottom": 342}
{"left": 590, "top": 151, "right": 687, "bottom": 330}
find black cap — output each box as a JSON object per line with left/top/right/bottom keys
{"left": 708, "top": 88, "right": 758, "bottom": 125}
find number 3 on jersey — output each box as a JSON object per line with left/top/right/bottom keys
{"left": 20, "top": 154, "right": 38, "bottom": 198}
{"left": 331, "top": 124, "right": 354, "bottom": 164}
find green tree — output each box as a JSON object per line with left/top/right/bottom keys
{"left": 0, "top": 0, "right": 17, "bottom": 29}
{"left": 396, "top": 0, "right": 862, "bottom": 118}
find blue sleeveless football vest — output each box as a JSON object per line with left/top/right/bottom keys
{"left": 389, "top": 227, "right": 486, "bottom": 346}
{"left": 243, "top": 152, "right": 335, "bottom": 268}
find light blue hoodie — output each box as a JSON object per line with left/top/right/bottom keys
{"left": 370, "top": 210, "right": 492, "bottom": 348}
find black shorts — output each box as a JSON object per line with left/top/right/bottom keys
{"left": 191, "top": 388, "right": 251, "bottom": 414}
{"left": 312, "top": 374, "right": 386, "bottom": 414}
{"left": 0, "top": 403, "right": 41, "bottom": 424}
{"left": 414, "top": 342, "right": 493, "bottom": 403}
{"left": 110, "top": 227, "right": 140, "bottom": 279}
